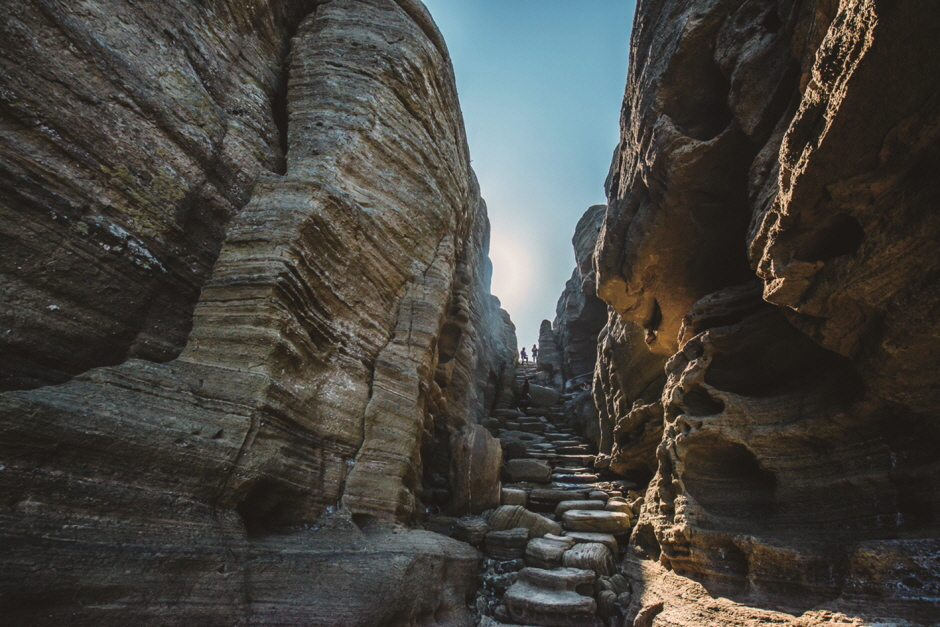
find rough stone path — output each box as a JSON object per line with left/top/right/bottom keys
{"left": 460, "top": 361, "right": 643, "bottom": 627}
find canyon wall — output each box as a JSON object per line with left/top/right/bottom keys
{"left": 591, "top": 0, "right": 940, "bottom": 624}
{"left": 0, "top": 0, "right": 515, "bottom": 624}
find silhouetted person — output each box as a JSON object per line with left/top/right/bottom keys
{"left": 520, "top": 348, "right": 528, "bottom": 363}
{"left": 532, "top": 344, "right": 539, "bottom": 361}
{"left": 520, "top": 376, "right": 531, "bottom": 412}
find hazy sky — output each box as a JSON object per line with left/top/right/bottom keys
{"left": 421, "top": 0, "right": 635, "bottom": 350}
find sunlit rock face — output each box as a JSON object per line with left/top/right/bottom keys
{"left": 0, "top": 0, "right": 514, "bottom": 624}
{"left": 595, "top": 0, "right": 940, "bottom": 623}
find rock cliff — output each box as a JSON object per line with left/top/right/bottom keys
{"left": 591, "top": 0, "right": 940, "bottom": 624}
{"left": 554, "top": 205, "right": 609, "bottom": 389}
{"left": 0, "top": 0, "right": 515, "bottom": 624}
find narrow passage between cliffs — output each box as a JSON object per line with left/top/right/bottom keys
{"left": 425, "top": 359, "right": 643, "bottom": 627}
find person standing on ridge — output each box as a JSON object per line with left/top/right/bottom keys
{"left": 532, "top": 344, "right": 539, "bottom": 362}
{"left": 520, "top": 347, "right": 528, "bottom": 363}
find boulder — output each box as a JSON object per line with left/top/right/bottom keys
{"left": 524, "top": 535, "right": 576, "bottom": 569}
{"left": 501, "top": 488, "right": 528, "bottom": 506}
{"left": 529, "top": 384, "right": 562, "bottom": 408}
{"left": 449, "top": 424, "right": 502, "bottom": 514}
{"left": 555, "top": 500, "right": 606, "bottom": 518}
{"left": 451, "top": 517, "right": 488, "bottom": 547}
{"left": 605, "top": 498, "right": 633, "bottom": 515}
{"left": 561, "top": 510, "right": 632, "bottom": 534}
{"left": 563, "top": 542, "right": 615, "bottom": 577}
{"left": 501, "top": 439, "right": 528, "bottom": 461}
{"left": 503, "top": 568, "right": 601, "bottom": 627}
{"left": 564, "top": 532, "right": 619, "bottom": 554}
{"left": 488, "top": 505, "right": 562, "bottom": 538}
{"left": 505, "top": 458, "right": 552, "bottom": 483}
{"left": 485, "top": 528, "right": 530, "bottom": 560}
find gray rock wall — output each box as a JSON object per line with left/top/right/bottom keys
{"left": 0, "top": 1, "right": 514, "bottom": 624}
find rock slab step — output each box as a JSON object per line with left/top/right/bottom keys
{"left": 505, "top": 459, "right": 552, "bottom": 483}
{"left": 503, "top": 568, "right": 601, "bottom": 627}
{"left": 561, "top": 510, "right": 632, "bottom": 534}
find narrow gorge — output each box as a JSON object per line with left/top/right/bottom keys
{"left": 0, "top": 0, "right": 938, "bottom": 626}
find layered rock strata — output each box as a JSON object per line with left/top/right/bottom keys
{"left": 0, "top": 0, "right": 515, "bottom": 624}
{"left": 552, "top": 205, "right": 609, "bottom": 388}
{"left": 0, "top": 0, "right": 316, "bottom": 390}
{"left": 591, "top": 0, "right": 940, "bottom": 623}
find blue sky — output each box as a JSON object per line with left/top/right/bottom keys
{"left": 421, "top": 0, "right": 635, "bottom": 349}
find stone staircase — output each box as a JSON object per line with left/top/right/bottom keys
{"left": 467, "top": 362, "right": 643, "bottom": 627}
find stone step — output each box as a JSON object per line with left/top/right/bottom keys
{"left": 506, "top": 459, "right": 552, "bottom": 483}
{"left": 527, "top": 488, "right": 591, "bottom": 512}
{"left": 561, "top": 510, "right": 632, "bottom": 534}
{"left": 553, "top": 455, "right": 594, "bottom": 467}
{"left": 555, "top": 500, "right": 607, "bottom": 518}
{"left": 551, "top": 473, "right": 601, "bottom": 484}
{"left": 524, "top": 534, "right": 576, "bottom": 570}
{"left": 503, "top": 568, "right": 602, "bottom": 627}
{"left": 562, "top": 542, "right": 615, "bottom": 577}
{"left": 564, "top": 532, "right": 619, "bottom": 554}
{"left": 556, "top": 445, "right": 592, "bottom": 454}
{"left": 489, "top": 505, "right": 563, "bottom": 538}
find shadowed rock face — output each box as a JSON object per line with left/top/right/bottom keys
{"left": 0, "top": 0, "right": 318, "bottom": 391}
{"left": 554, "top": 205, "right": 609, "bottom": 387}
{"left": 593, "top": 0, "right": 940, "bottom": 624}
{"left": 0, "top": 0, "right": 514, "bottom": 624}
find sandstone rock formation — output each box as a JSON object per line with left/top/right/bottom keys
{"left": 553, "top": 205, "right": 609, "bottom": 387}
{"left": 588, "top": 0, "right": 940, "bottom": 624}
{"left": 0, "top": 0, "right": 312, "bottom": 391}
{"left": 0, "top": 0, "right": 516, "bottom": 624}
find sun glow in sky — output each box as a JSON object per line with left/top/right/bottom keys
{"left": 488, "top": 229, "right": 534, "bottom": 315}
{"left": 422, "top": 0, "right": 635, "bottom": 348}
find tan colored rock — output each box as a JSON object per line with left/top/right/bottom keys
{"left": 488, "top": 506, "right": 562, "bottom": 539}
{"left": 562, "top": 510, "right": 632, "bottom": 534}
{"left": 594, "top": 0, "right": 940, "bottom": 622}
{"left": 563, "top": 542, "right": 615, "bottom": 577}
{"left": 0, "top": 0, "right": 511, "bottom": 623}
{"left": 605, "top": 498, "right": 633, "bottom": 515}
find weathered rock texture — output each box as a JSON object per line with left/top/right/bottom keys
{"left": 553, "top": 205, "right": 609, "bottom": 388}
{"left": 0, "top": 0, "right": 516, "bottom": 624}
{"left": 591, "top": 0, "right": 940, "bottom": 624}
{"left": 0, "top": 0, "right": 313, "bottom": 391}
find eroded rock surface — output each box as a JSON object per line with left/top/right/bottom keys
{"left": 553, "top": 205, "right": 609, "bottom": 387}
{"left": 0, "top": 0, "right": 314, "bottom": 390}
{"left": 589, "top": 0, "right": 940, "bottom": 624}
{"left": 0, "top": 0, "right": 515, "bottom": 624}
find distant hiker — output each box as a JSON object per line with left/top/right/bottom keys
{"left": 532, "top": 344, "right": 539, "bottom": 361}
{"left": 520, "top": 348, "right": 528, "bottom": 363}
